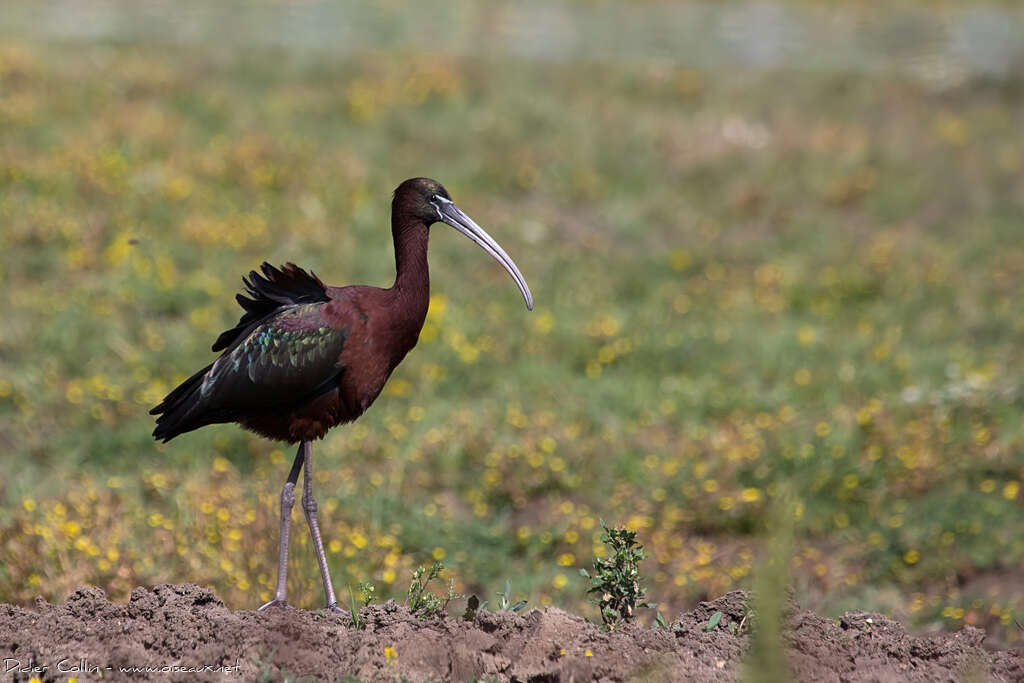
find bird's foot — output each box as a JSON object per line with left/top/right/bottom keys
{"left": 257, "top": 598, "right": 293, "bottom": 612}
{"left": 325, "top": 601, "right": 349, "bottom": 618}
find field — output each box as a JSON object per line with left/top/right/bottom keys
{"left": 1, "top": 1, "right": 1024, "bottom": 674}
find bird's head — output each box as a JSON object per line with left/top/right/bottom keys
{"left": 394, "top": 177, "right": 534, "bottom": 310}
{"left": 395, "top": 177, "right": 452, "bottom": 222}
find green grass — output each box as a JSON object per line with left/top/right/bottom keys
{"left": 1, "top": 12, "right": 1023, "bottom": 647}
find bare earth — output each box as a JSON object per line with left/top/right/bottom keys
{"left": 1, "top": 584, "right": 1021, "bottom": 682}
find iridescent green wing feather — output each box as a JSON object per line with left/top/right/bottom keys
{"left": 202, "top": 303, "right": 347, "bottom": 409}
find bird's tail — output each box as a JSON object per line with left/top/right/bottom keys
{"left": 150, "top": 362, "right": 217, "bottom": 442}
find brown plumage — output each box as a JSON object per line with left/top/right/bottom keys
{"left": 150, "top": 177, "right": 533, "bottom": 612}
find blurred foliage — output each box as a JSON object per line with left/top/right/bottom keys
{"left": 0, "top": 20, "right": 1023, "bottom": 649}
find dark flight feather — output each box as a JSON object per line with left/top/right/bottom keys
{"left": 150, "top": 362, "right": 215, "bottom": 441}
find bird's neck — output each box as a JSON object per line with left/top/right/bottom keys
{"left": 391, "top": 218, "right": 430, "bottom": 326}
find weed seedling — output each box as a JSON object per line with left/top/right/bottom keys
{"left": 358, "top": 580, "right": 376, "bottom": 606}
{"left": 406, "top": 562, "right": 461, "bottom": 617}
{"left": 703, "top": 610, "right": 723, "bottom": 632}
{"left": 465, "top": 579, "right": 527, "bottom": 620}
{"left": 653, "top": 610, "right": 685, "bottom": 633}
{"left": 579, "top": 520, "right": 654, "bottom": 630}
{"left": 347, "top": 580, "right": 376, "bottom": 629}
{"left": 495, "top": 579, "right": 528, "bottom": 612}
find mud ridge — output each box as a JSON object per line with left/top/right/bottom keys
{"left": 1, "top": 584, "right": 1021, "bottom": 681}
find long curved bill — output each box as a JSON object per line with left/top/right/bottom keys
{"left": 432, "top": 196, "right": 534, "bottom": 310}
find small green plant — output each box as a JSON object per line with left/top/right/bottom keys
{"left": 406, "top": 562, "right": 461, "bottom": 617}
{"left": 703, "top": 610, "right": 724, "bottom": 632}
{"left": 347, "top": 581, "right": 376, "bottom": 629}
{"left": 464, "top": 579, "right": 528, "bottom": 620}
{"left": 579, "top": 520, "right": 654, "bottom": 630}
{"left": 357, "top": 581, "right": 376, "bottom": 606}
{"left": 729, "top": 608, "right": 753, "bottom": 635}
{"left": 495, "top": 579, "right": 528, "bottom": 612}
{"left": 654, "top": 610, "right": 684, "bottom": 633}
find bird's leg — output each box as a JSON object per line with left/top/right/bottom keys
{"left": 300, "top": 440, "right": 345, "bottom": 614}
{"left": 257, "top": 444, "right": 304, "bottom": 611}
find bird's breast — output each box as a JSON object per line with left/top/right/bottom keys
{"left": 335, "top": 326, "right": 406, "bottom": 419}
{"left": 316, "top": 287, "right": 425, "bottom": 426}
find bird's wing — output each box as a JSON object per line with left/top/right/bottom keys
{"left": 213, "top": 262, "right": 331, "bottom": 353}
{"left": 200, "top": 302, "right": 348, "bottom": 411}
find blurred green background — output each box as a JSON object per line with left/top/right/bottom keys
{"left": 2, "top": 1, "right": 1024, "bottom": 645}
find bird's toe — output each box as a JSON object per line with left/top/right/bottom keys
{"left": 257, "top": 598, "right": 293, "bottom": 612}
{"left": 325, "top": 602, "right": 350, "bottom": 618}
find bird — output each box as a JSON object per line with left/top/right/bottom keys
{"left": 150, "top": 177, "right": 533, "bottom": 612}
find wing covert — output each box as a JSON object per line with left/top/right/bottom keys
{"left": 201, "top": 304, "right": 348, "bottom": 410}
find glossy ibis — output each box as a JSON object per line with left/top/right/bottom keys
{"left": 151, "top": 178, "right": 533, "bottom": 612}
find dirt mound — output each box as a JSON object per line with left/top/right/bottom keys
{"left": 0, "top": 584, "right": 1021, "bottom": 681}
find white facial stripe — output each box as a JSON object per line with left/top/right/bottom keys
{"left": 430, "top": 194, "right": 453, "bottom": 222}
